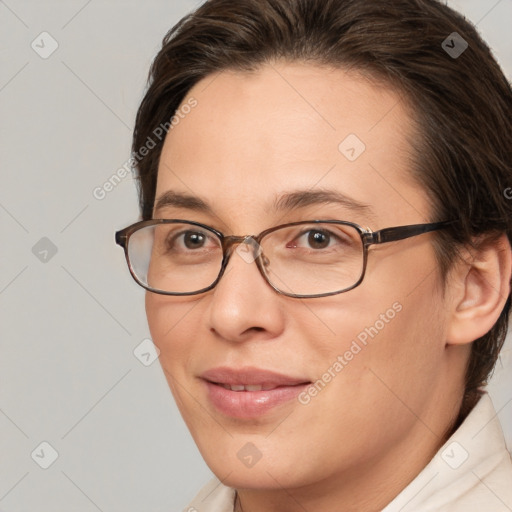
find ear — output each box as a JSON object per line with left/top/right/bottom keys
{"left": 446, "top": 233, "right": 511, "bottom": 345}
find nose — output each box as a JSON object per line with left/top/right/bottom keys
{"left": 207, "top": 240, "right": 286, "bottom": 343}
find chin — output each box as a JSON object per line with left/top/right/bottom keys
{"left": 193, "top": 434, "right": 313, "bottom": 490}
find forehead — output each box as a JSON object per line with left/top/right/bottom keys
{"left": 155, "top": 61, "right": 430, "bottom": 229}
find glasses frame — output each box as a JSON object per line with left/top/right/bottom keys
{"left": 115, "top": 218, "right": 454, "bottom": 298}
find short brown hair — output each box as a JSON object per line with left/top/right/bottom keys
{"left": 132, "top": 0, "right": 512, "bottom": 421}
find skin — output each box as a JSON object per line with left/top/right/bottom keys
{"left": 145, "top": 61, "right": 511, "bottom": 511}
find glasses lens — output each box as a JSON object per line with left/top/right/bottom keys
{"left": 127, "top": 222, "right": 223, "bottom": 294}
{"left": 259, "top": 222, "right": 364, "bottom": 296}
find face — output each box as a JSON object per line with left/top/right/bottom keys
{"left": 146, "top": 62, "right": 456, "bottom": 492}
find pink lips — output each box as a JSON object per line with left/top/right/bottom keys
{"left": 201, "top": 367, "right": 311, "bottom": 418}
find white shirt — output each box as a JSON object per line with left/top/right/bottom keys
{"left": 184, "top": 393, "right": 512, "bottom": 511}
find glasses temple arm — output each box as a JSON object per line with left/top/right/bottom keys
{"left": 368, "top": 221, "right": 455, "bottom": 244}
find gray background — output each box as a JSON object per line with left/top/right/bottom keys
{"left": 1, "top": 1, "right": 511, "bottom": 510}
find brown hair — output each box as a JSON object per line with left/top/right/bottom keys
{"left": 132, "top": 0, "right": 512, "bottom": 422}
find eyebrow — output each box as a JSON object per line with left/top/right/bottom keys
{"left": 153, "top": 189, "right": 374, "bottom": 219}
{"left": 272, "top": 189, "right": 374, "bottom": 218}
{"left": 153, "top": 191, "right": 214, "bottom": 215}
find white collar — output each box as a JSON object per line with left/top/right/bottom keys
{"left": 383, "top": 392, "right": 512, "bottom": 511}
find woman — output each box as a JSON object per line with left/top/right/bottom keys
{"left": 116, "top": 0, "right": 512, "bottom": 510}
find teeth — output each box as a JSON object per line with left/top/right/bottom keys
{"left": 219, "top": 384, "right": 266, "bottom": 391}
{"left": 245, "top": 385, "right": 263, "bottom": 391}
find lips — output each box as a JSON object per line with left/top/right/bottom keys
{"left": 200, "top": 367, "right": 311, "bottom": 418}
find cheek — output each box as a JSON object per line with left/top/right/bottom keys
{"left": 294, "top": 249, "right": 447, "bottom": 422}
{"left": 145, "top": 293, "right": 172, "bottom": 351}
{"left": 146, "top": 291, "right": 196, "bottom": 338}
{"left": 145, "top": 293, "right": 202, "bottom": 376}
{"left": 145, "top": 293, "right": 209, "bottom": 425}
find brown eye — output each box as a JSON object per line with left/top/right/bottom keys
{"left": 163, "top": 226, "right": 221, "bottom": 255}
{"left": 183, "top": 231, "right": 206, "bottom": 249}
{"left": 307, "top": 230, "right": 330, "bottom": 249}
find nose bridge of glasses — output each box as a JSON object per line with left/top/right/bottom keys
{"left": 221, "top": 234, "right": 268, "bottom": 269}
{"left": 222, "top": 234, "right": 258, "bottom": 253}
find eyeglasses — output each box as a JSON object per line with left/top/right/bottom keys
{"left": 115, "top": 219, "right": 454, "bottom": 298}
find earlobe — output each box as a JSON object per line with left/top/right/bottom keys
{"left": 446, "top": 233, "right": 511, "bottom": 346}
